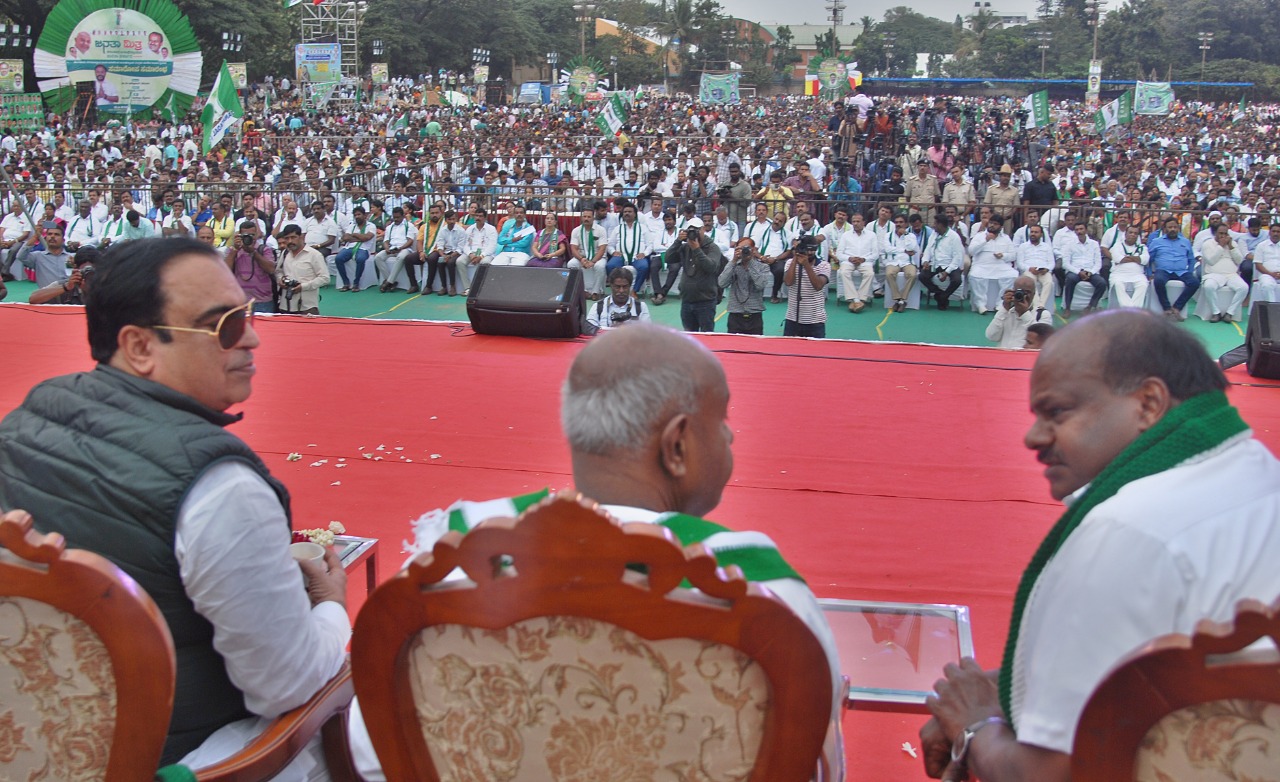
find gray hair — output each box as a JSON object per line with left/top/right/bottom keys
{"left": 561, "top": 363, "right": 701, "bottom": 456}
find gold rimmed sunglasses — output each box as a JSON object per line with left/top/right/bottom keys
{"left": 151, "top": 299, "right": 256, "bottom": 350}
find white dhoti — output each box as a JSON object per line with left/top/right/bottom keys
{"left": 1109, "top": 275, "right": 1150, "bottom": 309}
{"left": 567, "top": 258, "right": 605, "bottom": 294}
{"left": 490, "top": 251, "right": 530, "bottom": 266}
{"left": 1201, "top": 272, "right": 1249, "bottom": 315}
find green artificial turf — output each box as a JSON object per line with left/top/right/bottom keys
{"left": 5, "top": 279, "right": 1248, "bottom": 359}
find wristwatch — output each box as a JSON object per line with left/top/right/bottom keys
{"left": 951, "top": 716, "right": 1008, "bottom": 765}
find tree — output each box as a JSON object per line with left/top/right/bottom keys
{"left": 772, "top": 24, "right": 800, "bottom": 79}
{"left": 813, "top": 29, "right": 839, "bottom": 56}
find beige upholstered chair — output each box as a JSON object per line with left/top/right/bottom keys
{"left": 1073, "top": 597, "right": 1280, "bottom": 782}
{"left": 0, "top": 508, "right": 358, "bottom": 782}
{"left": 352, "top": 494, "right": 832, "bottom": 782}
{"left": 0, "top": 508, "right": 176, "bottom": 781}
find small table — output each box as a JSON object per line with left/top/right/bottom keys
{"left": 819, "top": 599, "right": 974, "bottom": 713}
{"left": 334, "top": 535, "right": 380, "bottom": 596}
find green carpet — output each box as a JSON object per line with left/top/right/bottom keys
{"left": 5, "top": 279, "right": 1247, "bottom": 358}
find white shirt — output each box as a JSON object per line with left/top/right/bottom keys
{"left": 968, "top": 231, "right": 1016, "bottom": 275}
{"left": 303, "top": 216, "right": 339, "bottom": 249}
{"left": 1254, "top": 238, "right": 1280, "bottom": 274}
{"left": 1012, "top": 437, "right": 1280, "bottom": 753}
{"left": 65, "top": 214, "right": 100, "bottom": 246}
{"left": 1109, "top": 239, "right": 1150, "bottom": 281}
{"left": 174, "top": 462, "right": 350, "bottom": 779}
{"left": 586, "top": 296, "right": 652, "bottom": 329}
{"left": 880, "top": 230, "right": 920, "bottom": 268}
{"left": 1061, "top": 235, "right": 1102, "bottom": 274}
{"left": 465, "top": 222, "right": 498, "bottom": 257}
{"left": 608, "top": 220, "right": 652, "bottom": 262}
{"left": 706, "top": 219, "right": 738, "bottom": 256}
{"left": 383, "top": 219, "right": 414, "bottom": 253}
{"left": 924, "top": 229, "right": 966, "bottom": 273}
{"left": 1015, "top": 239, "right": 1055, "bottom": 274}
{"left": 985, "top": 305, "right": 1053, "bottom": 349}
{"left": 835, "top": 227, "right": 880, "bottom": 267}
{"left": 0, "top": 212, "right": 27, "bottom": 242}
{"left": 344, "top": 220, "right": 378, "bottom": 253}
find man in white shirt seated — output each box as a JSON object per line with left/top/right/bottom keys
{"left": 348, "top": 323, "right": 845, "bottom": 782}
{"left": 587, "top": 267, "right": 652, "bottom": 332}
{"left": 1252, "top": 223, "right": 1280, "bottom": 302}
{"left": 920, "top": 310, "right": 1280, "bottom": 782}
{"left": 967, "top": 215, "right": 1019, "bottom": 315}
{"left": 1015, "top": 224, "right": 1056, "bottom": 312}
{"left": 1060, "top": 222, "right": 1105, "bottom": 314}
{"left": 1108, "top": 224, "right": 1150, "bottom": 309}
{"left": 985, "top": 275, "right": 1053, "bottom": 349}
{"left": 835, "top": 211, "right": 880, "bottom": 313}
{"left": 65, "top": 198, "right": 101, "bottom": 252}
{"left": 0, "top": 198, "right": 30, "bottom": 274}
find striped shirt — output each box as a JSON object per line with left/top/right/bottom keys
{"left": 784, "top": 257, "right": 831, "bottom": 325}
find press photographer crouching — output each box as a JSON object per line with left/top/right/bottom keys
{"left": 985, "top": 274, "right": 1053, "bottom": 350}
{"left": 585, "top": 267, "right": 651, "bottom": 333}
{"left": 28, "top": 246, "right": 99, "bottom": 305}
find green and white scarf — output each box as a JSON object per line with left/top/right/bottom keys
{"left": 411, "top": 488, "right": 802, "bottom": 584}
{"left": 999, "top": 391, "right": 1249, "bottom": 727}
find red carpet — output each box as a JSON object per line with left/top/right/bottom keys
{"left": 4, "top": 303, "right": 1279, "bottom": 780}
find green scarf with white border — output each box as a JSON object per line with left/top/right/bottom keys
{"left": 408, "top": 488, "right": 803, "bottom": 584}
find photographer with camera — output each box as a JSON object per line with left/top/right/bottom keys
{"left": 717, "top": 237, "right": 772, "bottom": 335}
{"left": 28, "top": 246, "right": 98, "bottom": 305}
{"left": 586, "top": 267, "right": 651, "bottom": 333}
{"left": 275, "top": 224, "right": 329, "bottom": 315}
{"left": 661, "top": 218, "right": 723, "bottom": 332}
{"left": 985, "top": 275, "right": 1052, "bottom": 349}
{"left": 783, "top": 233, "right": 831, "bottom": 338}
{"left": 228, "top": 221, "right": 276, "bottom": 313}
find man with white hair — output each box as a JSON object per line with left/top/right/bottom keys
{"left": 348, "top": 323, "right": 845, "bottom": 782}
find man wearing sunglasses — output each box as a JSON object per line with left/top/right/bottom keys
{"left": 0, "top": 237, "right": 351, "bottom": 776}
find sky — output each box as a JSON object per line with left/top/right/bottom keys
{"left": 718, "top": 0, "right": 1042, "bottom": 28}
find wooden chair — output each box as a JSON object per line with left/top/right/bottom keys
{"left": 1073, "top": 597, "right": 1280, "bottom": 782}
{"left": 0, "top": 508, "right": 175, "bottom": 781}
{"left": 0, "top": 509, "right": 358, "bottom": 782}
{"left": 352, "top": 494, "right": 832, "bottom": 782}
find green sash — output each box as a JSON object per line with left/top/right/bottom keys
{"left": 998, "top": 391, "right": 1248, "bottom": 726}
{"left": 444, "top": 488, "right": 803, "bottom": 584}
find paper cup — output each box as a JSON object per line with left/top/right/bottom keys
{"left": 289, "top": 541, "right": 325, "bottom": 563}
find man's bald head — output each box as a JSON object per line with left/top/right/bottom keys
{"left": 563, "top": 324, "right": 734, "bottom": 517}
{"left": 1042, "top": 310, "right": 1226, "bottom": 401}
{"left": 562, "top": 324, "right": 721, "bottom": 456}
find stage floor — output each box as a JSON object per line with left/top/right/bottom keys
{"left": 3, "top": 303, "right": 1278, "bottom": 780}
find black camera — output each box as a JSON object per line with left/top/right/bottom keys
{"left": 79, "top": 263, "right": 95, "bottom": 280}
{"left": 240, "top": 234, "right": 255, "bottom": 247}
{"left": 1013, "top": 288, "right": 1029, "bottom": 303}
{"left": 281, "top": 276, "right": 298, "bottom": 301}
{"left": 794, "top": 235, "right": 821, "bottom": 255}
{"left": 609, "top": 310, "right": 632, "bottom": 324}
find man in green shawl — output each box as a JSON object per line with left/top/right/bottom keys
{"left": 348, "top": 323, "right": 845, "bottom": 780}
{"left": 919, "top": 310, "right": 1280, "bottom": 782}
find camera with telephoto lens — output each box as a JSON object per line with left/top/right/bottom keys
{"left": 794, "top": 235, "right": 821, "bottom": 256}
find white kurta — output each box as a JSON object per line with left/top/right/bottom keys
{"left": 1011, "top": 436, "right": 1280, "bottom": 753}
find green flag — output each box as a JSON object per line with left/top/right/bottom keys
{"left": 1233, "top": 95, "right": 1247, "bottom": 123}
{"left": 202, "top": 60, "right": 244, "bottom": 155}
{"left": 1021, "top": 89, "right": 1051, "bottom": 129}
{"left": 159, "top": 92, "right": 179, "bottom": 124}
{"left": 594, "top": 93, "right": 628, "bottom": 137}
{"left": 1094, "top": 90, "right": 1133, "bottom": 134}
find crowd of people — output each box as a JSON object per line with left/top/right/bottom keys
{"left": 1, "top": 81, "right": 1277, "bottom": 345}
{"left": 0, "top": 76, "right": 1279, "bottom": 782}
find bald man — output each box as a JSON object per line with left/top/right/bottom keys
{"left": 984, "top": 275, "right": 1052, "bottom": 349}
{"left": 349, "top": 323, "right": 845, "bottom": 781}
{"left": 920, "top": 311, "right": 1280, "bottom": 782}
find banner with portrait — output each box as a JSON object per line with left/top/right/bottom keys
{"left": 227, "top": 61, "right": 247, "bottom": 90}
{"left": 34, "top": 0, "right": 202, "bottom": 119}
{"left": 698, "top": 72, "right": 740, "bottom": 104}
{"left": 295, "top": 43, "right": 341, "bottom": 85}
{"left": 0, "top": 60, "right": 23, "bottom": 93}
{"left": 370, "top": 62, "right": 388, "bottom": 85}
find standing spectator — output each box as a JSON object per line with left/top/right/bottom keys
{"left": 782, "top": 235, "right": 831, "bottom": 338}
{"left": 905, "top": 165, "right": 941, "bottom": 227}
{"left": 228, "top": 221, "right": 275, "bottom": 312}
{"left": 665, "top": 219, "right": 722, "bottom": 332}
{"left": 718, "top": 237, "right": 771, "bottom": 335}
{"left": 275, "top": 224, "right": 329, "bottom": 314}
{"left": 941, "top": 166, "right": 977, "bottom": 219}
{"left": 1022, "top": 165, "right": 1060, "bottom": 215}
{"left": 984, "top": 165, "right": 1020, "bottom": 231}
{"left": 719, "top": 163, "right": 752, "bottom": 229}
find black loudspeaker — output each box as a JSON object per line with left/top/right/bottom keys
{"left": 1246, "top": 302, "right": 1280, "bottom": 379}
{"left": 466, "top": 266, "right": 584, "bottom": 338}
